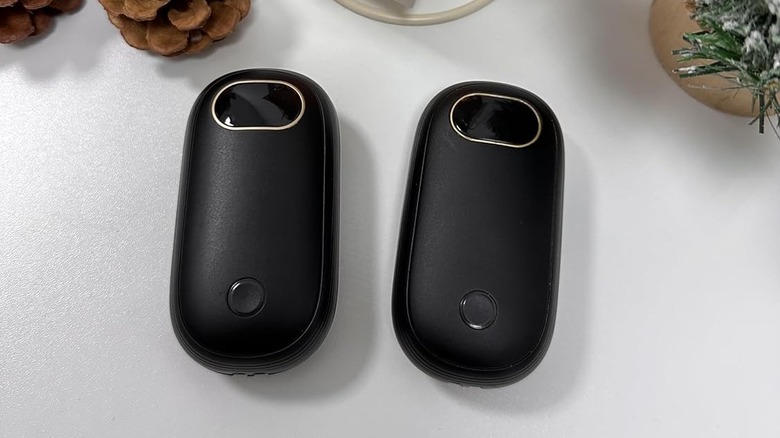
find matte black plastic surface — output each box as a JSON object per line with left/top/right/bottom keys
{"left": 171, "top": 69, "right": 339, "bottom": 375}
{"left": 393, "top": 82, "right": 564, "bottom": 388}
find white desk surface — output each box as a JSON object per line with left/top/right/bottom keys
{"left": 2, "top": 0, "right": 779, "bottom": 436}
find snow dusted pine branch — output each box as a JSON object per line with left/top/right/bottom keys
{"left": 675, "top": 0, "right": 780, "bottom": 134}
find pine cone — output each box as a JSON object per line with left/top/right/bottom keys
{"left": 98, "top": 0, "right": 250, "bottom": 56}
{"left": 0, "top": 0, "right": 82, "bottom": 44}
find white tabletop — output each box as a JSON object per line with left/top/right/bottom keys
{"left": 2, "top": 0, "right": 779, "bottom": 436}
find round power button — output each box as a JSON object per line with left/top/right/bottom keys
{"left": 460, "top": 290, "right": 498, "bottom": 330}
{"left": 228, "top": 278, "right": 266, "bottom": 317}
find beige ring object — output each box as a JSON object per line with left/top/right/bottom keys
{"left": 649, "top": 0, "right": 757, "bottom": 117}
{"left": 333, "top": 0, "right": 493, "bottom": 26}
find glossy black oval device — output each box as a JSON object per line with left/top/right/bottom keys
{"left": 393, "top": 82, "right": 564, "bottom": 388}
{"left": 171, "top": 70, "right": 339, "bottom": 375}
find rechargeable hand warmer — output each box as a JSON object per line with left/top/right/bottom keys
{"left": 171, "top": 69, "right": 339, "bottom": 375}
{"left": 392, "top": 82, "right": 564, "bottom": 387}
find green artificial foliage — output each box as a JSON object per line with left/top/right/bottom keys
{"left": 674, "top": 0, "right": 780, "bottom": 134}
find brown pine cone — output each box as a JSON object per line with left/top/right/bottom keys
{"left": 98, "top": 0, "right": 250, "bottom": 56}
{"left": 0, "top": 0, "right": 82, "bottom": 44}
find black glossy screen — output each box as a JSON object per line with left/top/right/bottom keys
{"left": 452, "top": 95, "right": 540, "bottom": 146}
{"left": 214, "top": 82, "right": 303, "bottom": 128}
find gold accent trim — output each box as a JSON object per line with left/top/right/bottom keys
{"left": 211, "top": 80, "right": 306, "bottom": 131}
{"left": 449, "top": 93, "right": 543, "bottom": 148}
